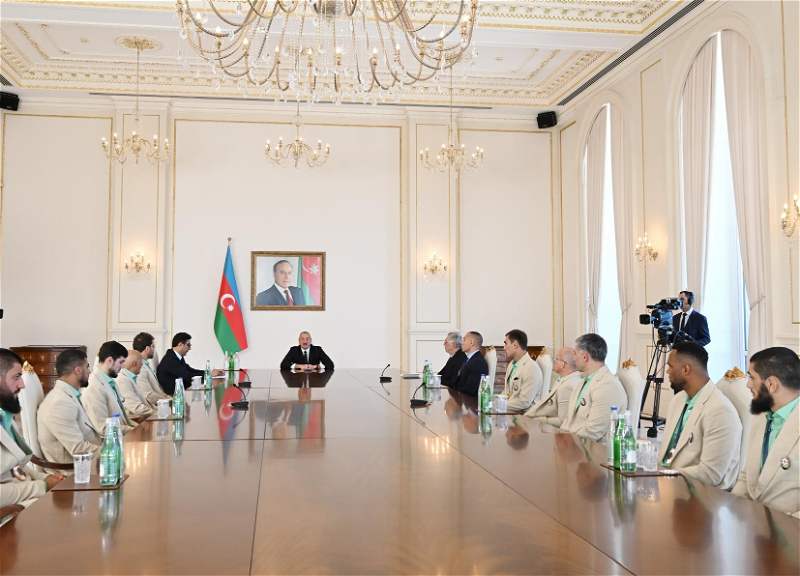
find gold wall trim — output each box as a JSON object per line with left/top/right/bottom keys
{"left": 559, "top": 121, "right": 578, "bottom": 350}
{"left": 414, "top": 122, "right": 452, "bottom": 325}
{"left": 639, "top": 59, "right": 662, "bottom": 304}
{"left": 117, "top": 112, "right": 160, "bottom": 324}
{"left": 0, "top": 113, "right": 114, "bottom": 341}
{"left": 170, "top": 118, "right": 404, "bottom": 360}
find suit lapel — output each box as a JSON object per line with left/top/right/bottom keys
{"left": 672, "top": 383, "right": 715, "bottom": 456}
{"left": 759, "top": 403, "right": 800, "bottom": 493}
{"left": 1, "top": 423, "right": 31, "bottom": 465}
{"left": 659, "top": 392, "right": 683, "bottom": 459}
{"left": 747, "top": 414, "right": 768, "bottom": 493}
{"left": 64, "top": 386, "right": 99, "bottom": 435}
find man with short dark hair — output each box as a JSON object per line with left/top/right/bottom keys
{"left": 280, "top": 331, "right": 334, "bottom": 371}
{"left": 439, "top": 332, "right": 467, "bottom": 388}
{"left": 115, "top": 350, "right": 155, "bottom": 419}
{"left": 0, "top": 348, "right": 64, "bottom": 507}
{"left": 37, "top": 349, "right": 102, "bottom": 469}
{"left": 256, "top": 260, "right": 307, "bottom": 306}
{"left": 452, "top": 331, "right": 489, "bottom": 397}
{"left": 733, "top": 347, "right": 800, "bottom": 517}
{"left": 83, "top": 341, "right": 136, "bottom": 435}
{"left": 562, "top": 333, "right": 627, "bottom": 442}
{"left": 501, "top": 329, "right": 543, "bottom": 412}
{"left": 132, "top": 332, "right": 169, "bottom": 404}
{"left": 157, "top": 332, "right": 224, "bottom": 395}
{"left": 673, "top": 290, "right": 711, "bottom": 346}
{"left": 525, "top": 347, "right": 582, "bottom": 428}
{"left": 657, "top": 342, "right": 741, "bottom": 489}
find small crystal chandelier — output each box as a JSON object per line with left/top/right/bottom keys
{"left": 102, "top": 38, "right": 169, "bottom": 166}
{"left": 780, "top": 194, "right": 800, "bottom": 237}
{"left": 419, "top": 67, "right": 483, "bottom": 175}
{"left": 265, "top": 99, "right": 330, "bottom": 169}
{"left": 124, "top": 250, "right": 151, "bottom": 275}
{"left": 423, "top": 253, "right": 447, "bottom": 278}
{"left": 635, "top": 232, "right": 658, "bottom": 263}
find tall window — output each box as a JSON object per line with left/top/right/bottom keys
{"left": 682, "top": 34, "right": 748, "bottom": 380}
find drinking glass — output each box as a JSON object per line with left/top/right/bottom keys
{"left": 494, "top": 395, "right": 508, "bottom": 413}
{"left": 157, "top": 399, "right": 170, "bottom": 419}
{"left": 432, "top": 374, "right": 441, "bottom": 388}
{"left": 72, "top": 452, "right": 92, "bottom": 484}
{"left": 642, "top": 442, "right": 658, "bottom": 472}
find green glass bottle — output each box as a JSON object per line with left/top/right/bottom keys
{"left": 613, "top": 412, "right": 627, "bottom": 470}
{"left": 99, "top": 423, "right": 119, "bottom": 486}
{"left": 622, "top": 421, "right": 637, "bottom": 473}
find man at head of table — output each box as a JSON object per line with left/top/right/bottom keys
{"left": 280, "top": 332, "right": 335, "bottom": 372}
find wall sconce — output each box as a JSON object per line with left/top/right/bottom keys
{"left": 423, "top": 253, "right": 448, "bottom": 278}
{"left": 634, "top": 232, "right": 658, "bottom": 263}
{"left": 124, "top": 250, "right": 151, "bottom": 275}
{"left": 781, "top": 194, "right": 799, "bottom": 237}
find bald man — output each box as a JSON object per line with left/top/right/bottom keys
{"left": 114, "top": 350, "right": 155, "bottom": 419}
{"left": 525, "top": 347, "right": 582, "bottom": 428}
{"left": 280, "top": 332, "right": 335, "bottom": 371}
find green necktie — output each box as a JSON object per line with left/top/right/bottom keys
{"left": 108, "top": 380, "right": 131, "bottom": 425}
{"left": 0, "top": 408, "right": 13, "bottom": 437}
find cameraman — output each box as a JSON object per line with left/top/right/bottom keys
{"left": 672, "top": 290, "right": 711, "bottom": 346}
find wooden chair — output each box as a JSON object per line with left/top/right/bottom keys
{"left": 716, "top": 367, "right": 751, "bottom": 469}
{"left": 535, "top": 348, "right": 553, "bottom": 397}
{"left": 617, "top": 359, "right": 645, "bottom": 432}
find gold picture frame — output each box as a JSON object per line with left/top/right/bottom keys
{"left": 251, "top": 251, "right": 326, "bottom": 311}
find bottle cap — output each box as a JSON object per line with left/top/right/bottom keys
{"left": 113, "top": 413, "right": 119, "bottom": 418}
{"left": 611, "top": 406, "right": 618, "bottom": 410}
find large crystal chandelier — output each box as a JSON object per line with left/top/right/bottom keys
{"left": 419, "top": 67, "right": 483, "bottom": 175}
{"left": 101, "top": 37, "right": 169, "bottom": 166}
{"left": 265, "top": 99, "right": 330, "bottom": 168}
{"left": 175, "top": 0, "right": 478, "bottom": 102}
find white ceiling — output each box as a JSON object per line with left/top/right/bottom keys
{"left": 1, "top": 1, "right": 689, "bottom": 108}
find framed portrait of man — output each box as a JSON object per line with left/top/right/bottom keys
{"left": 251, "top": 251, "right": 326, "bottom": 311}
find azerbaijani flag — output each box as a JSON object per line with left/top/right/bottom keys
{"left": 214, "top": 245, "right": 248, "bottom": 353}
{"left": 298, "top": 256, "right": 321, "bottom": 305}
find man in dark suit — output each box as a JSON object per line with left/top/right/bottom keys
{"left": 672, "top": 290, "right": 711, "bottom": 346}
{"left": 280, "top": 332, "right": 335, "bottom": 371}
{"left": 452, "top": 331, "right": 489, "bottom": 397}
{"left": 256, "top": 260, "right": 307, "bottom": 306}
{"left": 439, "top": 332, "right": 467, "bottom": 388}
{"left": 157, "top": 332, "right": 223, "bottom": 395}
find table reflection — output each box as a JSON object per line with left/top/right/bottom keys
{"left": 279, "top": 370, "right": 333, "bottom": 388}
{"left": 267, "top": 387, "right": 325, "bottom": 439}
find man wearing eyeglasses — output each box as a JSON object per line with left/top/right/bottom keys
{"left": 157, "top": 332, "right": 224, "bottom": 395}
{"left": 525, "top": 347, "right": 582, "bottom": 428}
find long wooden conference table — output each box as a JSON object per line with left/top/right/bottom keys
{"left": 1, "top": 369, "right": 798, "bottom": 575}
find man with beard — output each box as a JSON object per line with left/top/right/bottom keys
{"left": 1, "top": 348, "right": 64, "bottom": 507}
{"left": 733, "top": 347, "right": 800, "bottom": 517}
{"left": 132, "top": 332, "right": 170, "bottom": 404}
{"left": 83, "top": 341, "right": 136, "bottom": 436}
{"left": 37, "top": 349, "right": 102, "bottom": 469}
{"left": 657, "top": 342, "right": 741, "bottom": 489}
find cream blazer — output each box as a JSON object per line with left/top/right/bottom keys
{"left": 37, "top": 381, "right": 102, "bottom": 466}
{"left": 139, "top": 360, "right": 170, "bottom": 403}
{"left": 115, "top": 371, "right": 156, "bottom": 418}
{"left": 733, "top": 402, "right": 800, "bottom": 518}
{"left": 1, "top": 421, "right": 49, "bottom": 507}
{"left": 562, "top": 365, "right": 628, "bottom": 442}
{"left": 657, "top": 381, "right": 742, "bottom": 489}
{"left": 502, "top": 353, "right": 543, "bottom": 412}
{"left": 83, "top": 368, "right": 137, "bottom": 435}
{"left": 525, "top": 371, "right": 582, "bottom": 428}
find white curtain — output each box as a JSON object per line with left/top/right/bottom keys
{"left": 721, "top": 31, "right": 769, "bottom": 353}
{"left": 609, "top": 106, "right": 634, "bottom": 366}
{"left": 681, "top": 38, "right": 716, "bottom": 312}
{"left": 585, "top": 107, "right": 607, "bottom": 333}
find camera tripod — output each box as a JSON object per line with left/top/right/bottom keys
{"left": 639, "top": 334, "right": 671, "bottom": 438}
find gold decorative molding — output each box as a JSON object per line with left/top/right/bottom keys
{"left": 22, "top": 361, "right": 36, "bottom": 373}
{"left": 723, "top": 367, "right": 746, "bottom": 381}
{"left": 115, "top": 36, "right": 161, "bottom": 52}
{"left": 621, "top": 358, "right": 638, "bottom": 369}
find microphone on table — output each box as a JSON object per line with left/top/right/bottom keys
{"left": 236, "top": 368, "right": 252, "bottom": 388}
{"left": 410, "top": 381, "right": 429, "bottom": 408}
{"left": 379, "top": 364, "right": 392, "bottom": 383}
{"left": 230, "top": 380, "right": 250, "bottom": 409}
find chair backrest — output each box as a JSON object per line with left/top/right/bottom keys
{"left": 535, "top": 349, "right": 553, "bottom": 396}
{"left": 617, "top": 359, "right": 645, "bottom": 433}
{"left": 483, "top": 346, "right": 498, "bottom": 389}
{"left": 716, "top": 367, "right": 751, "bottom": 469}
{"left": 18, "top": 363, "right": 45, "bottom": 461}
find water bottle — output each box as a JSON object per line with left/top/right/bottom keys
{"left": 99, "top": 421, "right": 119, "bottom": 486}
{"left": 478, "top": 374, "right": 492, "bottom": 413}
{"left": 479, "top": 413, "right": 492, "bottom": 444}
{"left": 228, "top": 352, "right": 235, "bottom": 374}
{"left": 204, "top": 389, "right": 212, "bottom": 416}
{"left": 173, "top": 377, "right": 185, "bottom": 418}
{"left": 204, "top": 360, "right": 212, "bottom": 388}
{"left": 613, "top": 411, "right": 627, "bottom": 470}
{"left": 622, "top": 417, "right": 637, "bottom": 472}
{"left": 606, "top": 406, "right": 619, "bottom": 466}
{"left": 422, "top": 360, "right": 431, "bottom": 386}
{"left": 111, "top": 414, "right": 124, "bottom": 476}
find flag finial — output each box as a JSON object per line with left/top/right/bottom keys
{"left": 227, "top": 237, "right": 231, "bottom": 244}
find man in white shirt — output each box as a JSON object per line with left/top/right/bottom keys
{"left": 501, "top": 329, "right": 543, "bottom": 412}
{"left": 525, "top": 347, "right": 582, "bottom": 428}
{"left": 132, "top": 332, "right": 169, "bottom": 404}
{"left": 114, "top": 350, "right": 155, "bottom": 419}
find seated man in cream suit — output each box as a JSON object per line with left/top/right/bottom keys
{"left": 114, "top": 350, "right": 155, "bottom": 419}
{"left": 0, "top": 349, "right": 64, "bottom": 507}
{"left": 37, "top": 350, "right": 102, "bottom": 468}
{"left": 733, "top": 347, "right": 800, "bottom": 518}
{"left": 658, "top": 342, "right": 741, "bottom": 489}
{"left": 83, "top": 341, "right": 136, "bottom": 436}
{"left": 501, "top": 329, "right": 543, "bottom": 412}
{"left": 525, "top": 347, "right": 582, "bottom": 428}
{"left": 133, "top": 332, "right": 170, "bottom": 402}
{"left": 562, "top": 333, "right": 628, "bottom": 442}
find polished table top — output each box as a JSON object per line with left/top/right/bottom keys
{"left": 2, "top": 369, "right": 797, "bottom": 575}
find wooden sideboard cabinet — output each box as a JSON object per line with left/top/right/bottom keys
{"left": 11, "top": 345, "right": 87, "bottom": 394}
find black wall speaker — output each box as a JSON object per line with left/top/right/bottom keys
{"left": 537, "top": 111, "right": 557, "bottom": 129}
{"left": 1, "top": 92, "right": 19, "bottom": 111}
